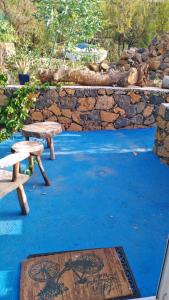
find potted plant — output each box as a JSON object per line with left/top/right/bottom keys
{"left": 17, "top": 57, "right": 30, "bottom": 85}
{"left": 6, "top": 49, "right": 36, "bottom": 85}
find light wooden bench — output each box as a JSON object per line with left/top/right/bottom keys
{"left": 11, "top": 141, "right": 50, "bottom": 186}
{"left": 0, "top": 152, "right": 30, "bottom": 215}
{"left": 22, "top": 122, "right": 62, "bottom": 160}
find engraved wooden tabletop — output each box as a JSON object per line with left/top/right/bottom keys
{"left": 20, "top": 248, "right": 134, "bottom": 300}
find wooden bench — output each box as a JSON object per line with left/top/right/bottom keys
{"left": 11, "top": 141, "right": 50, "bottom": 186}
{"left": 22, "top": 122, "right": 62, "bottom": 160}
{"left": 0, "top": 152, "right": 30, "bottom": 215}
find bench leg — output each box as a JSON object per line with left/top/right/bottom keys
{"left": 46, "top": 137, "right": 55, "bottom": 160}
{"left": 29, "top": 154, "right": 34, "bottom": 174}
{"left": 50, "top": 137, "right": 55, "bottom": 160}
{"left": 36, "top": 155, "right": 51, "bottom": 186}
{"left": 11, "top": 150, "right": 22, "bottom": 173}
{"left": 46, "top": 138, "right": 50, "bottom": 148}
{"left": 17, "top": 185, "right": 29, "bottom": 215}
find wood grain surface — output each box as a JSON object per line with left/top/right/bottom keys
{"left": 11, "top": 141, "right": 44, "bottom": 155}
{"left": 22, "top": 122, "right": 62, "bottom": 139}
{"left": 0, "top": 170, "right": 29, "bottom": 198}
{"left": 0, "top": 152, "right": 29, "bottom": 168}
{"left": 20, "top": 248, "right": 133, "bottom": 300}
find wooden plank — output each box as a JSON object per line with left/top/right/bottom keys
{"left": 0, "top": 170, "right": 29, "bottom": 198}
{"left": 0, "top": 152, "right": 29, "bottom": 168}
{"left": 20, "top": 248, "right": 134, "bottom": 300}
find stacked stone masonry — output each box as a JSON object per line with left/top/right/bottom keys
{"left": 28, "top": 86, "right": 169, "bottom": 131}
{"left": 154, "top": 103, "right": 169, "bottom": 164}
{"left": 1, "top": 86, "right": 169, "bottom": 131}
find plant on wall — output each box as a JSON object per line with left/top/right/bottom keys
{"left": 0, "top": 79, "right": 39, "bottom": 142}
{"left": 0, "top": 73, "right": 7, "bottom": 86}
{"left": 5, "top": 47, "right": 39, "bottom": 84}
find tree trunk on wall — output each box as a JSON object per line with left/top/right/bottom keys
{"left": 39, "top": 67, "right": 138, "bottom": 87}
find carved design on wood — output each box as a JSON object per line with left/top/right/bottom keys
{"left": 28, "top": 253, "right": 120, "bottom": 299}
{"left": 21, "top": 248, "right": 140, "bottom": 300}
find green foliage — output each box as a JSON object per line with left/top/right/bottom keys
{"left": 0, "top": 82, "right": 38, "bottom": 142}
{"left": 0, "top": 73, "right": 7, "bottom": 87}
{"left": 35, "top": 0, "right": 103, "bottom": 59}
{"left": 149, "top": 0, "right": 169, "bottom": 34}
{"left": 6, "top": 47, "right": 38, "bottom": 74}
{"left": 1, "top": 0, "right": 169, "bottom": 65}
{"left": 100, "top": 0, "right": 169, "bottom": 58}
{"left": 0, "top": 0, "right": 43, "bottom": 48}
{"left": 24, "top": 157, "right": 37, "bottom": 176}
{"left": 0, "top": 16, "right": 16, "bottom": 42}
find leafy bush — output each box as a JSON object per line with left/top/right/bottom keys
{"left": 0, "top": 73, "right": 7, "bottom": 86}
{"left": 6, "top": 48, "right": 38, "bottom": 74}
{"left": 0, "top": 80, "right": 39, "bottom": 142}
{"left": 0, "top": 17, "right": 16, "bottom": 43}
{"left": 35, "top": 0, "right": 103, "bottom": 64}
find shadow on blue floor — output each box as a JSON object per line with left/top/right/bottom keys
{"left": 0, "top": 128, "right": 169, "bottom": 299}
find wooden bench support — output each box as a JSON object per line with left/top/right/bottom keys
{"left": 12, "top": 162, "right": 20, "bottom": 182}
{"left": 0, "top": 152, "right": 30, "bottom": 215}
{"left": 17, "top": 185, "right": 29, "bottom": 215}
{"left": 47, "top": 137, "right": 55, "bottom": 160}
{"left": 46, "top": 138, "right": 51, "bottom": 148}
{"left": 36, "top": 155, "right": 51, "bottom": 186}
{"left": 29, "top": 155, "right": 34, "bottom": 174}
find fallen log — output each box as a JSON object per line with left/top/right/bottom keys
{"left": 39, "top": 67, "right": 138, "bottom": 87}
{"left": 38, "top": 70, "right": 54, "bottom": 84}
{"left": 88, "top": 63, "right": 100, "bottom": 72}
{"left": 100, "top": 61, "right": 110, "bottom": 71}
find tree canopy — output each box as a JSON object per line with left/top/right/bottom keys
{"left": 0, "top": 0, "right": 169, "bottom": 60}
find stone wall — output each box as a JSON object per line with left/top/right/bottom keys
{"left": 1, "top": 85, "right": 169, "bottom": 131}
{"left": 27, "top": 86, "right": 169, "bottom": 131}
{"left": 154, "top": 103, "right": 169, "bottom": 164}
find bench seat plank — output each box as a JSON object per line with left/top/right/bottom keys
{"left": 0, "top": 170, "right": 29, "bottom": 198}
{"left": 0, "top": 152, "right": 29, "bottom": 168}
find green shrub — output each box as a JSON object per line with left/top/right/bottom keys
{"left": 0, "top": 18, "right": 16, "bottom": 43}
{"left": 0, "top": 80, "right": 38, "bottom": 142}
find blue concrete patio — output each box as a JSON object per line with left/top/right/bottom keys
{"left": 0, "top": 128, "right": 169, "bottom": 299}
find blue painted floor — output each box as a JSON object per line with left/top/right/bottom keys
{"left": 0, "top": 128, "right": 169, "bottom": 299}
